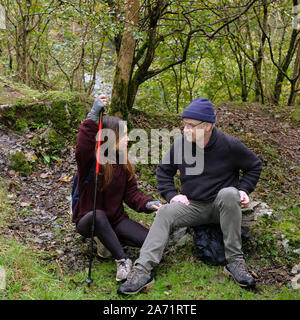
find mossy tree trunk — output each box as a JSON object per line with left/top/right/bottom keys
{"left": 110, "top": 0, "right": 139, "bottom": 120}
{"left": 110, "top": 0, "right": 191, "bottom": 120}
{"left": 288, "top": 40, "right": 300, "bottom": 106}
{"left": 269, "top": 0, "right": 299, "bottom": 105}
{"left": 271, "top": 28, "right": 299, "bottom": 105}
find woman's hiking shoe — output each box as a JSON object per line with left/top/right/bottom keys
{"left": 224, "top": 259, "right": 256, "bottom": 288}
{"left": 116, "top": 258, "right": 132, "bottom": 282}
{"left": 117, "top": 267, "right": 154, "bottom": 295}
{"left": 93, "top": 237, "right": 112, "bottom": 259}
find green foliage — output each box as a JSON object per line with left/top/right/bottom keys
{"left": 14, "top": 118, "right": 28, "bottom": 132}
{"left": 138, "top": 165, "right": 157, "bottom": 187}
{"left": 1, "top": 105, "right": 17, "bottom": 126}
{"left": 10, "top": 151, "right": 32, "bottom": 176}
{"left": 30, "top": 128, "right": 66, "bottom": 158}
{"left": 291, "top": 108, "right": 300, "bottom": 124}
{"left": 49, "top": 100, "right": 73, "bottom": 134}
{"left": 1, "top": 0, "right": 299, "bottom": 110}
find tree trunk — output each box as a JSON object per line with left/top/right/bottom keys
{"left": 254, "top": 2, "right": 267, "bottom": 104}
{"left": 272, "top": 0, "right": 299, "bottom": 105}
{"left": 288, "top": 41, "right": 300, "bottom": 106}
{"left": 110, "top": 0, "right": 139, "bottom": 120}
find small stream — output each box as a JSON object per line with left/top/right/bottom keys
{"left": 84, "top": 70, "right": 113, "bottom": 99}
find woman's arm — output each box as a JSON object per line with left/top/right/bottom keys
{"left": 75, "top": 96, "right": 106, "bottom": 180}
{"left": 75, "top": 119, "right": 98, "bottom": 176}
{"left": 124, "top": 175, "right": 155, "bottom": 213}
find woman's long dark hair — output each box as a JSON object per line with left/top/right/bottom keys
{"left": 99, "top": 116, "right": 134, "bottom": 190}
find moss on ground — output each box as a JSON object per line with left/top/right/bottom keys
{"left": 10, "top": 151, "right": 32, "bottom": 176}
{"left": 291, "top": 107, "right": 300, "bottom": 124}
{"left": 29, "top": 127, "right": 66, "bottom": 157}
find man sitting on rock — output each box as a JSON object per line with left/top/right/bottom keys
{"left": 118, "top": 98, "right": 262, "bottom": 295}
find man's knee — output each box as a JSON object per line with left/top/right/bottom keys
{"left": 217, "top": 187, "right": 240, "bottom": 204}
{"left": 156, "top": 203, "right": 180, "bottom": 224}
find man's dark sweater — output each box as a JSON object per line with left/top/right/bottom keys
{"left": 156, "top": 127, "right": 262, "bottom": 203}
{"left": 72, "top": 119, "right": 153, "bottom": 225}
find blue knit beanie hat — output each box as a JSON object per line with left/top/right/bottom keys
{"left": 182, "top": 98, "right": 216, "bottom": 123}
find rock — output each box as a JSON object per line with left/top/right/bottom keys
{"left": 0, "top": 266, "right": 6, "bottom": 290}
{"left": 282, "top": 239, "right": 289, "bottom": 250}
{"left": 279, "top": 206, "right": 287, "bottom": 210}
{"left": 290, "top": 274, "right": 300, "bottom": 290}
{"left": 65, "top": 237, "right": 73, "bottom": 243}
{"left": 291, "top": 264, "right": 300, "bottom": 275}
{"left": 40, "top": 232, "right": 53, "bottom": 239}
{"left": 32, "top": 237, "right": 43, "bottom": 244}
{"left": 167, "top": 227, "right": 194, "bottom": 248}
{"left": 241, "top": 201, "right": 273, "bottom": 227}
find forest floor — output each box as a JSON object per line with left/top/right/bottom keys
{"left": 0, "top": 87, "right": 299, "bottom": 299}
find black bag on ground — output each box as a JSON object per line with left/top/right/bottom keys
{"left": 193, "top": 224, "right": 257, "bottom": 266}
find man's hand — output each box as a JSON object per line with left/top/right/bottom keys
{"left": 170, "top": 194, "right": 190, "bottom": 205}
{"left": 239, "top": 190, "right": 249, "bottom": 208}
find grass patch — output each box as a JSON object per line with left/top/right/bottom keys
{"left": 0, "top": 237, "right": 299, "bottom": 300}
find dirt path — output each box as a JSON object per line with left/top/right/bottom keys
{"left": 0, "top": 128, "right": 88, "bottom": 271}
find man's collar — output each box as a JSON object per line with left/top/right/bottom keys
{"left": 204, "top": 127, "right": 217, "bottom": 150}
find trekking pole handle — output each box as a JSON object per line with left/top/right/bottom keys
{"left": 95, "top": 110, "right": 104, "bottom": 175}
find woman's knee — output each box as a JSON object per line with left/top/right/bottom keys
{"left": 76, "top": 210, "right": 109, "bottom": 237}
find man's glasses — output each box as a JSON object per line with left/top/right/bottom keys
{"left": 182, "top": 120, "right": 205, "bottom": 129}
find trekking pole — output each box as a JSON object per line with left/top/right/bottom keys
{"left": 86, "top": 109, "right": 104, "bottom": 286}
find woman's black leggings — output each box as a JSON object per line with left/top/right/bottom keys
{"left": 76, "top": 210, "right": 149, "bottom": 260}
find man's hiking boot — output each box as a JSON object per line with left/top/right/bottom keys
{"left": 116, "top": 258, "right": 132, "bottom": 282}
{"left": 117, "top": 266, "right": 154, "bottom": 295}
{"left": 224, "top": 259, "right": 256, "bottom": 288}
{"left": 93, "top": 237, "right": 112, "bottom": 259}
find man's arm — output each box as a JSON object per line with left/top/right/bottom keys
{"left": 156, "top": 144, "right": 179, "bottom": 203}
{"left": 230, "top": 138, "right": 263, "bottom": 195}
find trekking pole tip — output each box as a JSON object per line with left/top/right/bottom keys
{"left": 85, "top": 277, "right": 93, "bottom": 286}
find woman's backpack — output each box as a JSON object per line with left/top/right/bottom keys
{"left": 70, "top": 159, "right": 96, "bottom": 217}
{"left": 193, "top": 224, "right": 257, "bottom": 266}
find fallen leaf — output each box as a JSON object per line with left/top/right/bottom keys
{"left": 8, "top": 170, "right": 16, "bottom": 177}
{"left": 195, "top": 285, "right": 204, "bottom": 290}
{"left": 58, "top": 176, "right": 72, "bottom": 183}
{"left": 25, "top": 152, "right": 38, "bottom": 162}
{"left": 40, "top": 173, "right": 50, "bottom": 179}
{"left": 20, "top": 202, "right": 30, "bottom": 207}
